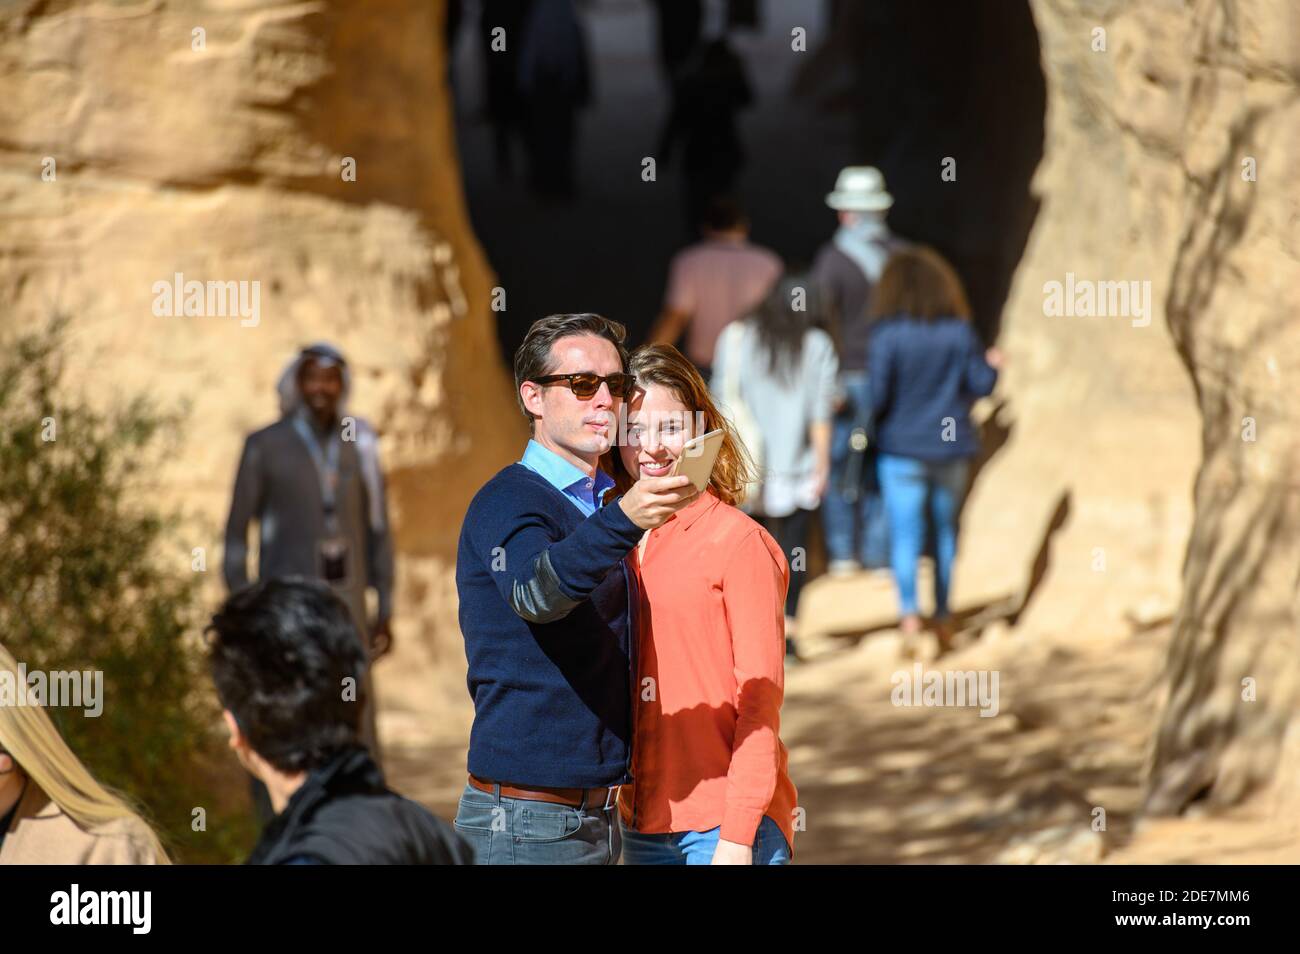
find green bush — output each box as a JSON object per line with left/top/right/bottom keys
{"left": 0, "top": 319, "right": 254, "bottom": 862}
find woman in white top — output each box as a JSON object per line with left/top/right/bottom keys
{"left": 711, "top": 274, "right": 839, "bottom": 656}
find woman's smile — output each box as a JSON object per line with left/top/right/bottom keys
{"left": 638, "top": 456, "right": 675, "bottom": 478}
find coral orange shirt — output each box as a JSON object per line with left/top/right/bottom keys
{"left": 619, "top": 488, "right": 798, "bottom": 851}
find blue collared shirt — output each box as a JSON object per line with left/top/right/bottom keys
{"left": 518, "top": 439, "right": 615, "bottom": 517}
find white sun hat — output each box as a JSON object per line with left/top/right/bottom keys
{"left": 825, "top": 166, "right": 894, "bottom": 211}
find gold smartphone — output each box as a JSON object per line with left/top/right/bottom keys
{"left": 669, "top": 428, "right": 725, "bottom": 493}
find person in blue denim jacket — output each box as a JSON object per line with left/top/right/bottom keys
{"left": 867, "top": 246, "right": 1003, "bottom": 651}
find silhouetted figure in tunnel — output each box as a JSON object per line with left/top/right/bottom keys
{"left": 477, "top": 0, "right": 532, "bottom": 182}
{"left": 444, "top": 0, "right": 463, "bottom": 91}
{"left": 725, "top": 0, "right": 760, "bottom": 30}
{"left": 518, "top": 0, "right": 592, "bottom": 200}
{"left": 648, "top": 0, "right": 703, "bottom": 86}
{"left": 657, "top": 36, "right": 754, "bottom": 234}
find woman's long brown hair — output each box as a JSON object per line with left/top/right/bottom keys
{"left": 869, "top": 244, "right": 973, "bottom": 322}
{"left": 602, "top": 344, "right": 756, "bottom": 508}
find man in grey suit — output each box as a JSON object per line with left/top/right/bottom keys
{"left": 223, "top": 342, "right": 394, "bottom": 820}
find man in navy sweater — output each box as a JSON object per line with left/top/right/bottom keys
{"left": 454, "top": 312, "right": 699, "bottom": 864}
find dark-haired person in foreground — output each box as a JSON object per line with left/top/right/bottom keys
{"left": 454, "top": 313, "right": 699, "bottom": 864}
{"left": 208, "top": 578, "right": 471, "bottom": 864}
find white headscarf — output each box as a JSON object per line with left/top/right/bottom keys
{"left": 833, "top": 211, "right": 892, "bottom": 284}
{"left": 275, "top": 342, "right": 387, "bottom": 532}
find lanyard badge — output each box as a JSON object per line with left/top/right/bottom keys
{"left": 293, "top": 414, "right": 351, "bottom": 585}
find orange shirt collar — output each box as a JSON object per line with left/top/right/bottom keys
{"left": 663, "top": 487, "right": 721, "bottom": 533}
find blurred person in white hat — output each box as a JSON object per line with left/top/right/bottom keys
{"left": 811, "top": 167, "right": 907, "bottom": 577}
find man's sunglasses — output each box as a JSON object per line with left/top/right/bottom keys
{"left": 532, "top": 372, "right": 636, "bottom": 399}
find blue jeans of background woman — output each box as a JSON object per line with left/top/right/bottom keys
{"left": 823, "top": 371, "right": 890, "bottom": 568}
{"left": 876, "top": 453, "right": 970, "bottom": 618}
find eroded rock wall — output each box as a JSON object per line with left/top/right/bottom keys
{"left": 0, "top": 0, "right": 525, "bottom": 717}
{"left": 960, "top": 0, "right": 1299, "bottom": 813}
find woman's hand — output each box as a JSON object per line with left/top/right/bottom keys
{"left": 711, "top": 838, "right": 754, "bottom": 865}
{"left": 811, "top": 420, "right": 832, "bottom": 500}
{"left": 812, "top": 459, "right": 830, "bottom": 500}
{"left": 985, "top": 346, "right": 1005, "bottom": 370}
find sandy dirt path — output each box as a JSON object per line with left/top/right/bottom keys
{"left": 380, "top": 568, "right": 1299, "bottom": 864}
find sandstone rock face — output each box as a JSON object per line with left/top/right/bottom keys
{"left": 959, "top": 0, "right": 1299, "bottom": 814}
{"left": 4, "top": 0, "right": 1297, "bottom": 827}
{"left": 0, "top": 0, "right": 525, "bottom": 708}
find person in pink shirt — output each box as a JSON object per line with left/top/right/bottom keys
{"left": 646, "top": 197, "right": 783, "bottom": 379}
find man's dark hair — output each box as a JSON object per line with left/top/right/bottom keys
{"left": 700, "top": 195, "right": 746, "bottom": 233}
{"left": 513, "top": 313, "right": 630, "bottom": 432}
{"left": 207, "top": 578, "right": 367, "bottom": 774}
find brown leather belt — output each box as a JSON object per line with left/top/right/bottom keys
{"left": 469, "top": 774, "right": 621, "bottom": 809}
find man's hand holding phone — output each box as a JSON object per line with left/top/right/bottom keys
{"left": 619, "top": 474, "right": 699, "bottom": 530}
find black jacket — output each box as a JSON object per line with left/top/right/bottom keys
{"left": 247, "top": 748, "right": 473, "bottom": 865}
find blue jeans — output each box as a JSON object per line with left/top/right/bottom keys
{"left": 453, "top": 782, "right": 622, "bottom": 865}
{"left": 877, "top": 453, "right": 970, "bottom": 618}
{"left": 620, "top": 816, "right": 791, "bottom": 865}
{"left": 823, "top": 372, "right": 890, "bottom": 567}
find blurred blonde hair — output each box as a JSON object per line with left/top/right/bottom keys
{"left": 0, "top": 642, "right": 170, "bottom": 863}
{"left": 603, "top": 344, "right": 756, "bottom": 507}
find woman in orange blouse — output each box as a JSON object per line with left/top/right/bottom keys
{"left": 603, "top": 344, "right": 797, "bottom": 864}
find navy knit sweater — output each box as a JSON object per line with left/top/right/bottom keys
{"left": 868, "top": 315, "right": 998, "bottom": 460}
{"left": 455, "top": 464, "right": 644, "bottom": 787}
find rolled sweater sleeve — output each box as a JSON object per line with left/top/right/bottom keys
{"left": 719, "top": 527, "right": 790, "bottom": 845}
{"left": 470, "top": 489, "right": 644, "bottom": 624}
